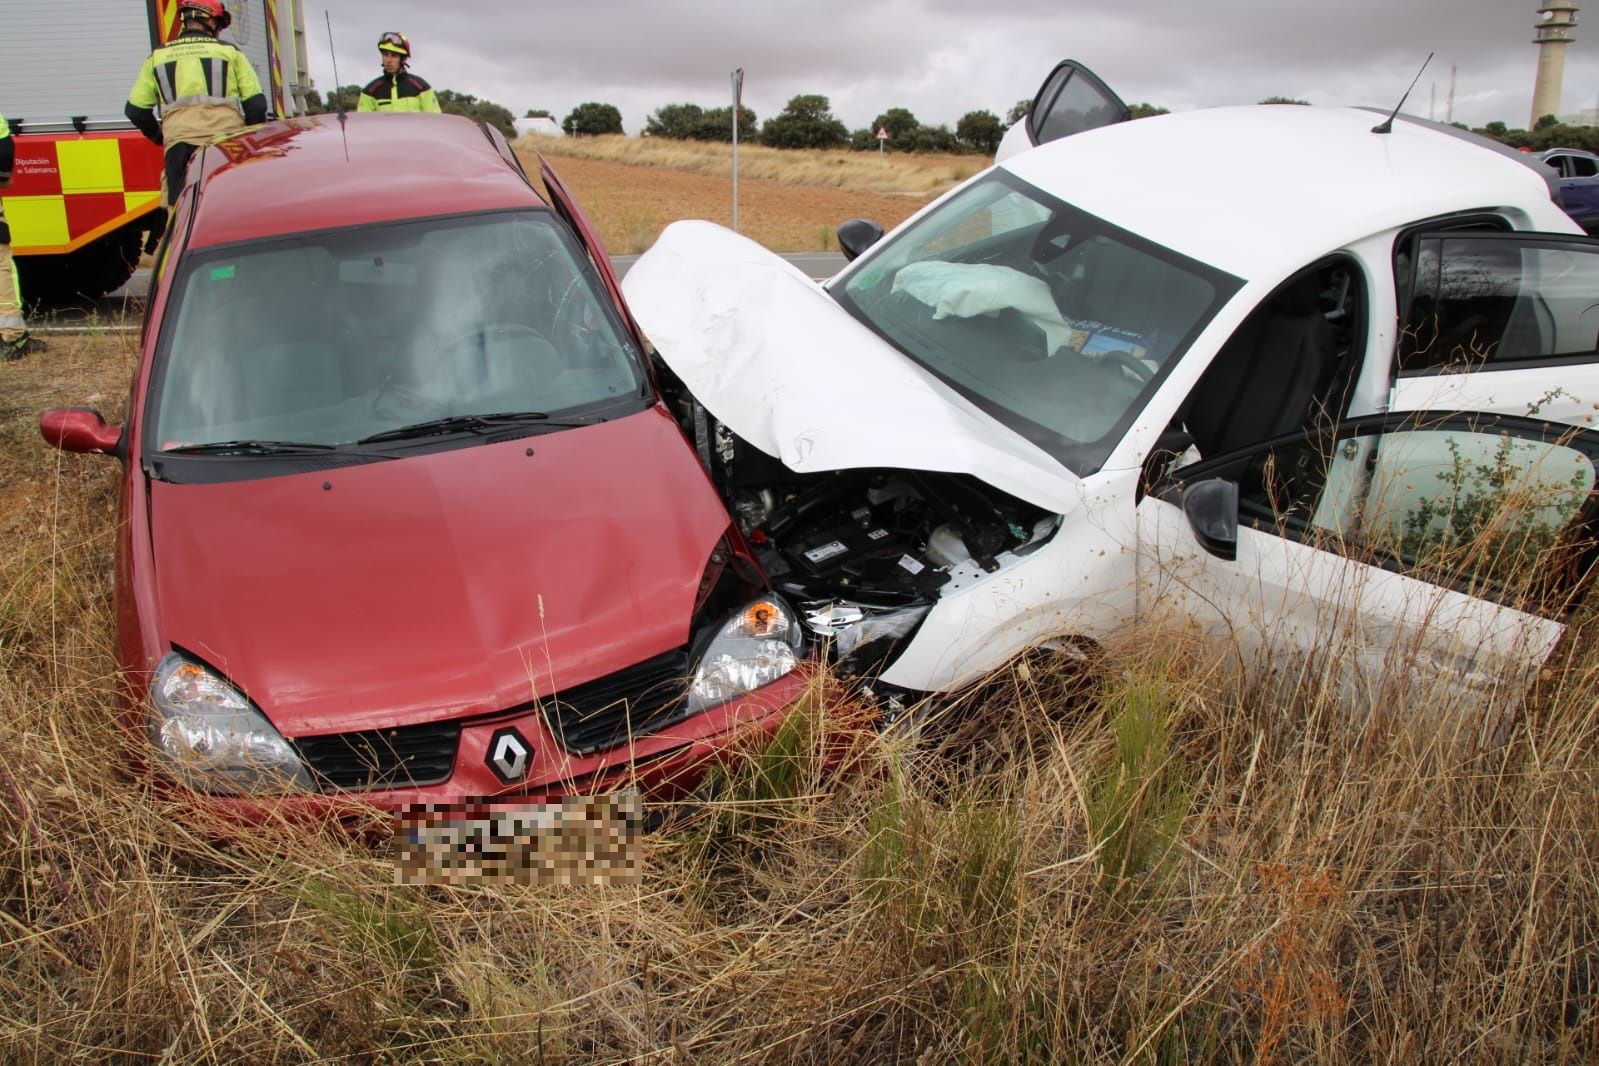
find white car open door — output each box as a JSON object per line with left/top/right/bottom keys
{"left": 1136, "top": 410, "right": 1599, "bottom": 709}
{"left": 1390, "top": 230, "right": 1599, "bottom": 429}
{"left": 995, "top": 60, "right": 1131, "bottom": 163}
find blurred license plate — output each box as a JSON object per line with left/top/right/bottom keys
{"left": 395, "top": 793, "right": 642, "bottom": 886}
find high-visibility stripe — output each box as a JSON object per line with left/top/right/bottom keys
{"left": 155, "top": 62, "right": 178, "bottom": 104}
{"left": 148, "top": 41, "right": 254, "bottom": 110}
{"left": 265, "top": 0, "right": 286, "bottom": 115}
{"left": 0, "top": 239, "right": 22, "bottom": 335}
{"left": 167, "top": 94, "right": 244, "bottom": 113}
{"left": 158, "top": 0, "right": 181, "bottom": 43}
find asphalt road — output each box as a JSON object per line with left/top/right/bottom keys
{"left": 34, "top": 249, "right": 844, "bottom": 330}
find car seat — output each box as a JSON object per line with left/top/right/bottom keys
{"left": 1183, "top": 275, "right": 1338, "bottom": 460}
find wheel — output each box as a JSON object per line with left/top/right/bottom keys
{"left": 1099, "top": 349, "right": 1156, "bottom": 383}
{"left": 435, "top": 322, "right": 547, "bottom": 396}
{"left": 15, "top": 226, "right": 143, "bottom": 306}
{"left": 14, "top": 255, "right": 69, "bottom": 310}
{"left": 75, "top": 227, "right": 143, "bottom": 299}
{"left": 436, "top": 322, "right": 545, "bottom": 366}
{"left": 549, "top": 276, "right": 609, "bottom": 366}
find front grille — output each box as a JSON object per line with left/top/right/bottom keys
{"left": 293, "top": 720, "right": 461, "bottom": 791}
{"left": 541, "top": 646, "right": 694, "bottom": 755}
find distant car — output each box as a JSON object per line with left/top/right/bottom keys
{"left": 624, "top": 70, "right": 1599, "bottom": 706}
{"left": 1537, "top": 147, "right": 1599, "bottom": 233}
{"left": 39, "top": 114, "right": 808, "bottom": 821}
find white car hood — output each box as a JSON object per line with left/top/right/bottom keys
{"left": 621, "top": 221, "right": 1081, "bottom": 515}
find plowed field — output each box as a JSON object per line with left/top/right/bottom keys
{"left": 517, "top": 151, "right": 939, "bottom": 254}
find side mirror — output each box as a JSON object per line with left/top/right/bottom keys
{"left": 836, "top": 218, "right": 885, "bottom": 263}
{"left": 40, "top": 408, "right": 122, "bottom": 455}
{"left": 1140, "top": 427, "right": 1196, "bottom": 497}
{"left": 1181, "top": 477, "right": 1238, "bottom": 561}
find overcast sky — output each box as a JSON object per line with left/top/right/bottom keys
{"left": 298, "top": 1, "right": 1599, "bottom": 133}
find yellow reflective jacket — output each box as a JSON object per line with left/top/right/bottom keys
{"left": 358, "top": 71, "right": 442, "bottom": 114}
{"left": 128, "top": 32, "right": 266, "bottom": 145}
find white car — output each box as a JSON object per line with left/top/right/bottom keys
{"left": 621, "top": 70, "right": 1599, "bottom": 704}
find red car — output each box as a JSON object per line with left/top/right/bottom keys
{"left": 40, "top": 114, "right": 808, "bottom": 821}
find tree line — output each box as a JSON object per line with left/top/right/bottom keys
{"left": 560, "top": 95, "right": 1015, "bottom": 154}
{"left": 573, "top": 93, "right": 1175, "bottom": 153}
{"left": 306, "top": 84, "right": 1597, "bottom": 159}
{"left": 304, "top": 86, "right": 517, "bottom": 138}
{"left": 1473, "top": 113, "right": 1599, "bottom": 153}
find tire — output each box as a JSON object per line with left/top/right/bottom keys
{"left": 17, "top": 224, "right": 145, "bottom": 307}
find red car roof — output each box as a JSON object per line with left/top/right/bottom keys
{"left": 186, "top": 113, "right": 547, "bottom": 248}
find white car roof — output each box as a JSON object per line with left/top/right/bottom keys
{"left": 1000, "top": 105, "right": 1576, "bottom": 281}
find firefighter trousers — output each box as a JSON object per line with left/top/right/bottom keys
{"left": 162, "top": 143, "right": 200, "bottom": 208}
{"left": 0, "top": 239, "right": 25, "bottom": 346}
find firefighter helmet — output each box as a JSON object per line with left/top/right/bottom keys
{"left": 377, "top": 32, "right": 412, "bottom": 57}
{"left": 179, "top": 0, "right": 232, "bottom": 31}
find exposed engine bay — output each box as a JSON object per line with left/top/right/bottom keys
{"left": 662, "top": 369, "right": 1060, "bottom": 677}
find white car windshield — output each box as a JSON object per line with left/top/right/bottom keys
{"left": 148, "top": 210, "right": 646, "bottom": 454}
{"left": 834, "top": 173, "right": 1240, "bottom": 474}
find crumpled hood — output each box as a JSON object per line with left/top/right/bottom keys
{"left": 621, "top": 220, "right": 1080, "bottom": 514}
{"left": 147, "top": 409, "right": 730, "bottom": 737}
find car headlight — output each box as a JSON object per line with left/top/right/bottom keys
{"left": 833, "top": 603, "right": 930, "bottom": 660}
{"left": 686, "top": 594, "right": 806, "bottom": 713}
{"left": 803, "top": 599, "right": 932, "bottom": 677}
{"left": 147, "top": 653, "right": 314, "bottom": 794}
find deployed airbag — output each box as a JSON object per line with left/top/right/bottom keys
{"left": 621, "top": 221, "right": 1080, "bottom": 515}
{"left": 892, "top": 261, "right": 1075, "bottom": 355}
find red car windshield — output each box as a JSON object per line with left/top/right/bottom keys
{"left": 148, "top": 210, "right": 647, "bottom": 453}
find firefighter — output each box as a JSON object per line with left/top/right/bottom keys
{"left": 359, "top": 33, "right": 442, "bottom": 114}
{"left": 0, "top": 111, "right": 37, "bottom": 361}
{"left": 125, "top": 0, "right": 268, "bottom": 206}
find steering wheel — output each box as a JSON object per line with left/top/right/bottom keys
{"left": 549, "top": 276, "right": 609, "bottom": 365}
{"left": 1099, "top": 349, "right": 1156, "bottom": 384}
{"left": 435, "top": 322, "right": 546, "bottom": 366}
{"left": 371, "top": 371, "right": 445, "bottom": 421}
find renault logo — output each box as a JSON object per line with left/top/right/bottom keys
{"left": 487, "top": 726, "right": 531, "bottom": 783}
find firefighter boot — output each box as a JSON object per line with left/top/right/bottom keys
{"left": 1, "top": 332, "right": 45, "bottom": 361}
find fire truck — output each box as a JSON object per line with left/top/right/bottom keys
{"left": 0, "top": 0, "right": 310, "bottom": 303}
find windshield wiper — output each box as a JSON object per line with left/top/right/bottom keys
{"left": 357, "top": 411, "right": 600, "bottom": 445}
{"left": 162, "top": 439, "right": 341, "bottom": 456}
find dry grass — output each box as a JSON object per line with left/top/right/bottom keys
{"left": 1, "top": 336, "right": 1596, "bottom": 1062}
{"left": 517, "top": 133, "right": 986, "bottom": 198}
{"left": 514, "top": 138, "right": 952, "bottom": 255}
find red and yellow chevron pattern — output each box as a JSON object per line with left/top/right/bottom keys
{"left": 156, "top": 0, "right": 182, "bottom": 43}
{"left": 0, "top": 132, "right": 164, "bottom": 255}
{"left": 264, "top": 0, "right": 287, "bottom": 119}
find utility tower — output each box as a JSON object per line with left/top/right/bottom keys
{"left": 1532, "top": 0, "right": 1580, "bottom": 127}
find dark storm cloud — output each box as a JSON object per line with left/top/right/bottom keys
{"left": 305, "top": 1, "right": 1598, "bottom": 132}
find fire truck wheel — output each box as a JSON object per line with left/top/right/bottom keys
{"left": 17, "top": 227, "right": 143, "bottom": 307}
{"left": 73, "top": 229, "right": 143, "bottom": 300}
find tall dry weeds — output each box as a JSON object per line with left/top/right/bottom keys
{"left": 1, "top": 336, "right": 1595, "bottom": 1062}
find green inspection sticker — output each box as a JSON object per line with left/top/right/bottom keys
{"left": 209, "top": 264, "right": 236, "bottom": 281}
